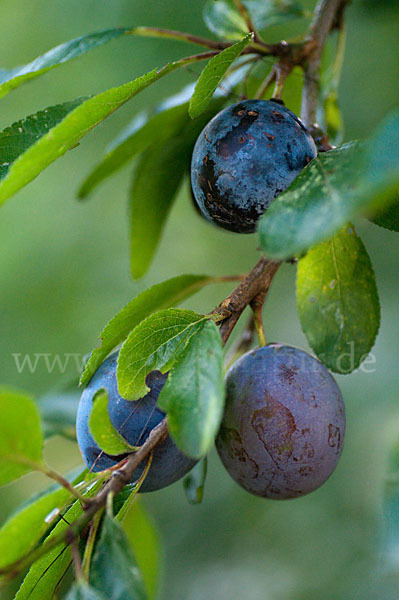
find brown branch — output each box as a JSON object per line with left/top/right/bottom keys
{"left": 129, "top": 26, "right": 232, "bottom": 51}
{"left": 81, "top": 420, "right": 168, "bottom": 521}
{"left": 301, "top": 0, "right": 348, "bottom": 129}
{"left": 129, "top": 25, "right": 295, "bottom": 58}
{"left": 0, "top": 420, "right": 168, "bottom": 580}
{"left": 214, "top": 257, "right": 282, "bottom": 344}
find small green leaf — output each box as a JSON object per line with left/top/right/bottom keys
{"left": 14, "top": 480, "right": 103, "bottom": 600}
{"left": 259, "top": 110, "right": 399, "bottom": 260}
{"left": 118, "top": 500, "right": 161, "bottom": 600}
{"left": 203, "top": 0, "right": 304, "bottom": 40}
{"left": 66, "top": 583, "right": 107, "bottom": 600}
{"left": 129, "top": 139, "right": 188, "bottom": 279}
{"left": 117, "top": 309, "right": 209, "bottom": 401}
{"left": 78, "top": 102, "right": 189, "bottom": 199}
{"left": 297, "top": 226, "right": 380, "bottom": 374}
{"left": 0, "top": 487, "right": 70, "bottom": 569}
{"left": 189, "top": 34, "right": 252, "bottom": 118}
{"left": 0, "top": 389, "right": 43, "bottom": 485}
{"left": 243, "top": 0, "right": 306, "bottom": 29}
{"left": 0, "top": 54, "right": 205, "bottom": 206}
{"left": 129, "top": 98, "right": 225, "bottom": 278}
{"left": 90, "top": 515, "right": 146, "bottom": 600}
{"left": 371, "top": 194, "right": 399, "bottom": 232}
{"left": 259, "top": 143, "right": 361, "bottom": 259}
{"left": 80, "top": 275, "right": 214, "bottom": 386}
{"left": 203, "top": 0, "right": 249, "bottom": 40}
{"left": 0, "top": 99, "right": 86, "bottom": 181}
{"left": 158, "top": 320, "right": 225, "bottom": 458}
{"left": 0, "top": 28, "right": 128, "bottom": 99}
{"left": 183, "top": 458, "right": 208, "bottom": 504}
{"left": 89, "top": 389, "right": 134, "bottom": 454}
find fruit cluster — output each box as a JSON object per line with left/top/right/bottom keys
{"left": 77, "top": 344, "right": 345, "bottom": 499}
{"left": 77, "top": 100, "right": 345, "bottom": 499}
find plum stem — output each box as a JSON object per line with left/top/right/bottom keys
{"left": 82, "top": 508, "right": 104, "bottom": 582}
{"left": 251, "top": 291, "right": 268, "bottom": 347}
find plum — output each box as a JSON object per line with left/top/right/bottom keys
{"left": 191, "top": 99, "right": 317, "bottom": 233}
{"left": 76, "top": 353, "right": 197, "bottom": 492}
{"left": 216, "top": 344, "right": 345, "bottom": 499}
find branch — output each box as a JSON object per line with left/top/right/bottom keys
{"left": 301, "top": 0, "right": 348, "bottom": 129}
{"left": 81, "top": 420, "right": 168, "bottom": 521}
{"left": 0, "top": 420, "right": 168, "bottom": 581}
{"left": 214, "top": 257, "right": 282, "bottom": 344}
{"left": 129, "top": 25, "right": 293, "bottom": 58}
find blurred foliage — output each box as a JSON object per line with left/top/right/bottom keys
{"left": 0, "top": 0, "right": 398, "bottom": 599}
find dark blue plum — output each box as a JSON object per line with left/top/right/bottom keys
{"left": 191, "top": 99, "right": 317, "bottom": 233}
{"left": 76, "top": 353, "right": 197, "bottom": 492}
{"left": 216, "top": 344, "right": 345, "bottom": 499}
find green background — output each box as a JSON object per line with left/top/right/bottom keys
{"left": 1, "top": 1, "right": 399, "bottom": 598}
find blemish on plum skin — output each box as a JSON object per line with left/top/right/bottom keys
{"left": 271, "top": 110, "right": 284, "bottom": 121}
{"left": 299, "top": 466, "right": 313, "bottom": 476}
{"left": 279, "top": 363, "right": 299, "bottom": 384}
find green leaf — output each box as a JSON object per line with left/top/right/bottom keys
{"left": 90, "top": 515, "right": 146, "bottom": 600}
{"left": 242, "top": 0, "right": 306, "bottom": 29}
{"left": 78, "top": 102, "right": 189, "bottom": 199}
{"left": 158, "top": 320, "right": 225, "bottom": 458}
{"left": 0, "top": 389, "right": 43, "bottom": 485}
{"left": 297, "top": 226, "right": 380, "bottom": 374}
{"left": 117, "top": 309, "right": 209, "bottom": 401}
{"left": 0, "top": 28, "right": 128, "bottom": 100}
{"left": 119, "top": 500, "right": 161, "bottom": 600}
{"left": 15, "top": 480, "right": 103, "bottom": 600}
{"left": 129, "top": 140, "right": 187, "bottom": 279}
{"left": 371, "top": 193, "right": 399, "bottom": 232}
{"left": 0, "top": 54, "right": 205, "bottom": 206}
{"left": 0, "top": 487, "right": 71, "bottom": 569}
{"left": 0, "top": 470, "right": 86, "bottom": 572}
{"left": 129, "top": 98, "right": 226, "bottom": 278}
{"left": 259, "top": 143, "right": 360, "bottom": 259}
{"left": 203, "top": 0, "right": 249, "bottom": 40}
{"left": 89, "top": 389, "right": 134, "bottom": 454}
{"left": 80, "top": 275, "right": 214, "bottom": 386}
{"left": 203, "top": 0, "right": 304, "bottom": 40}
{"left": 66, "top": 583, "right": 107, "bottom": 600}
{"left": 0, "top": 99, "right": 86, "bottom": 181}
{"left": 259, "top": 111, "right": 399, "bottom": 260}
{"left": 183, "top": 458, "right": 208, "bottom": 504}
{"left": 189, "top": 34, "right": 252, "bottom": 118}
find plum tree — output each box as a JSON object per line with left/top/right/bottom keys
{"left": 191, "top": 99, "right": 317, "bottom": 233}
{"left": 76, "top": 353, "right": 197, "bottom": 492}
{"left": 216, "top": 344, "right": 345, "bottom": 499}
